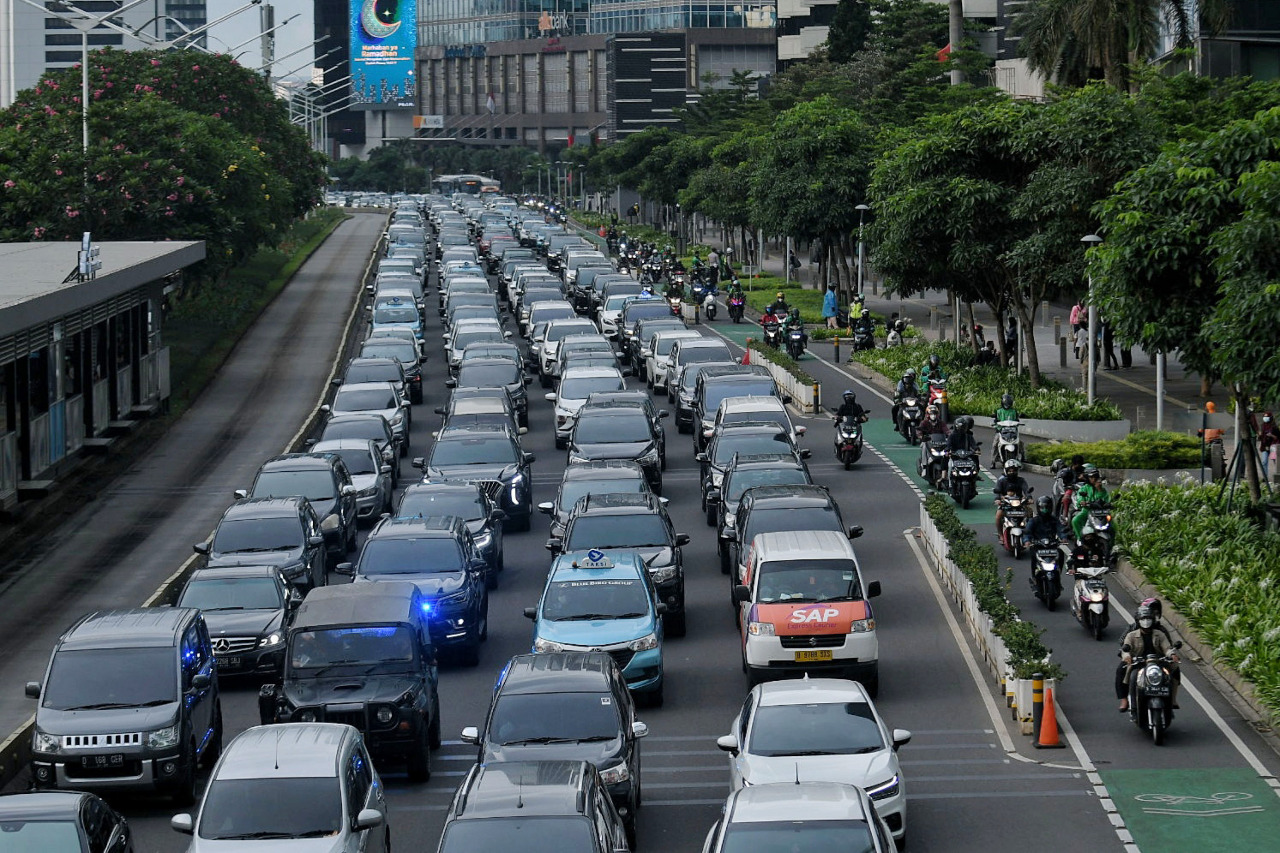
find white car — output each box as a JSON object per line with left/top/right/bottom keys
{"left": 716, "top": 677, "right": 910, "bottom": 843}
{"left": 546, "top": 365, "right": 627, "bottom": 448}
{"left": 598, "top": 293, "right": 638, "bottom": 338}
{"left": 702, "top": 781, "right": 898, "bottom": 853}
{"left": 646, "top": 329, "right": 703, "bottom": 393}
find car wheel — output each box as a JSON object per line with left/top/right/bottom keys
{"left": 406, "top": 728, "right": 432, "bottom": 783}
{"left": 665, "top": 609, "right": 687, "bottom": 638}
{"left": 345, "top": 522, "right": 357, "bottom": 554}
{"left": 554, "top": 436, "right": 566, "bottom": 450}
{"left": 171, "top": 743, "right": 197, "bottom": 806}
{"left": 705, "top": 504, "right": 717, "bottom": 526}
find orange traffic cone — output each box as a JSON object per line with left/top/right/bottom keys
{"left": 1035, "top": 686, "right": 1066, "bottom": 749}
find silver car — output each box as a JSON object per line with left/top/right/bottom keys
{"left": 324, "top": 382, "right": 409, "bottom": 456}
{"left": 310, "top": 438, "right": 395, "bottom": 522}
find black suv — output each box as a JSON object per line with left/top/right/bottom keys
{"left": 397, "top": 481, "right": 507, "bottom": 587}
{"left": 315, "top": 412, "right": 401, "bottom": 476}
{"left": 621, "top": 301, "right": 682, "bottom": 367}
{"left": 567, "top": 401, "right": 665, "bottom": 493}
{"left": 730, "top": 484, "right": 863, "bottom": 590}
{"left": 697, "top": 421, "right": 808, "bottom": 514}
{"left": 359, "top": 337, "right": 424, "bottom": 404}
{"left": 338, "top": 515, "right": 490, "bottom": 665}
{"left": 236, "top": 453, "right": 358, "bottom": 564}
{"left": 447, "top": 357, "right": 532, "bottom": 427}
{"left": 548, "top": 493, "right": 689, "bottom": 636}
{"left": 27, "top": 608, "right": 221, "bottom": 804}
{"left": 416, "top": 425, "right": 535, "bottom": 532}
{"left": 460, "top": 653, "right": 647, "bottom": 845}
{"left": 705, "top": 453, "right": 812, "bottom": 572}
{"left": 438, "top": 760, "right": 630, "bottom": 853}
{"left": 176, "top": 565, "right": 298, "bottom": 678}
{"left": 538, "top": 460, "right": 655, "bottom": 540}
{"left": 258, "top": 581, "right": 442, "bottom": 782}
{"left": 196, "top": 497, "right": 328, "bottom": 591}
{"left": 692, "top": 365, "right": 782, "bottom": 453}
{"left": 583, "top": 390, "right": 669, "bottom": 462}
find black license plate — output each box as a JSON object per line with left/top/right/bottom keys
{"left": 81, "top": 754, "right": 124, "bottom": 768}
{"left": 219, "top": 657, "right": 241, "bottom": 668}
{"left": 1147, "top": 686, "right": 1170, "bottom": 696}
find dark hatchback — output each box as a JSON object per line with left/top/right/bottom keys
{"left": 538, "top": 460, "right": 655, "bottom": 540}
{"left": 196, "top": 497, "right": 328, "bottom": 592}
{"left": 397, "top": 481, "right": 507, "bottom": 587}
{"left": 0, "top": 790, "right": 133, "bottom": 852}
{"left": 415, "top": 424, "right": 535, "bottom": 532}
{"left": 235, "top": 453, "right": 358, "bottom": 564}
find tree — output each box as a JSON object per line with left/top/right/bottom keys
{"left": 827, "top": 0, "right": 873, "bottom": 63}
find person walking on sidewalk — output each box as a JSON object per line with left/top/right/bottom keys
{"left": 1258, "top": 411, "right": 1278, "bottom": 481}
{"left": 1074, "top": 325, "right": 1088, "bottom": 361}
{"left": 708, "top": 248, "right": 721, "bottom": 287}
{"left": 1101, "top": 321, "right": 1119, "bottom": 370}
{"left": 1070, "top": 300, "right": 1085, "bottom": 333}
{"left": 822, "top": 284, "right": 839, "bottom": 329}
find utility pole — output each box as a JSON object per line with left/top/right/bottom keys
{"left": 949, "top": 0, "right": 964, "bottom": 85}
{"left": 260, "top": 3, "right": 275, "bottom": 88}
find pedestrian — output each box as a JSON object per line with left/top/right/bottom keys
{"left": 1069, "top": 300, "right": 1085, "bottom": 333}
{"left": 822, "top": 284, "right": 839, "bottom": 329}
{"left": 789, "top": 250, "right": 801, "bottom": 277}
{"left": 1004, "top": 317, "right": 1017, "bottom": 361}
{"left": 1258, "top": 411, "right": 1278, "bottom": 481}
{"left": 747, "top": 234, "right": 757, "bottom": 265}
{"left": 1101, "top": 321, "right": 1119, "bottom": 370}
{"left": 1074, "top": 325, "right": 1087, "bottom": 361}
{"left": 707, "top": 248, "right": 720, "bottom": 287}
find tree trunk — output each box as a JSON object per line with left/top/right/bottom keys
{"left": 992, "top": 305, "right": 1009, "bottom": 367}
{"left": 1014, "top": 297, "right": 1041, "bottom": 388}
{"left": 838, "top": 233, "right": 855, "bottom": 306}
{"left": 966, "top": 301, "right": 980, "bottom": 353}
{"left": 1234, "top": 389, "right": 1263, "bottom": 502}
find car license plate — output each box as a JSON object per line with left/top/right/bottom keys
{"left": 219, "top": 657, "right": 241, "bottom": 668}
{"left": 794, "top": 650, "right": 833, "bottom": 663}
{"left": 82, "top": 754, "right": 124, "bottom": 768}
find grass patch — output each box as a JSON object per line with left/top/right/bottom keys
{"left": 165, "top": 208, "right": 349, "bottom": 416}
{"left": 1026, "top": 431, "right": 1201, "bottom": 469}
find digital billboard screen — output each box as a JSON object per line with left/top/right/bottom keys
{"left": 349, "top": 0, "right": 417, "bottom": 110}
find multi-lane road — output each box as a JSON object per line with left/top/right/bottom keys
{"left": 5, "top": 210, "right": 1280, "bottom": 853}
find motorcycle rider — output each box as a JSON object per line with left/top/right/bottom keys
{"left": 1027, "top": 495, "right": 1062, "bottom": 546}
{"left": 892, "top": 369, "right": 920, "bottom": 433}
{"left": 921, "top": 353, "right": 947, "bottom": 383}
{"left": 760, "top": 306, "right": 782, "bottom": 347}
{"left": 834, "top": 390, "right": 868, "bottom": 425}
{"left": 1071, "top": 463, "right": 1110, "bottom": 543}
{"left": 853, "top": 308, "right": 875, "bottom": 340}
{"left": 919, "top": 404, "right": 949, "bottom": 486}
{"left": 991, "top": 393, "right": 1022, "bottom": 467}
{"left": 947, "top": 415, "right": 979, "bottom": 454}
{"left": 1118, "top": 604, "right": 1180, "bottom": 712}
{"left": 783, "top": 308, "right": 807, "bottom": 352}
{"left": 768, "top": 291, "right": 790, "bottom": 316}
{"left": 993, "top": 459, "right": 1031, "bottom": 544}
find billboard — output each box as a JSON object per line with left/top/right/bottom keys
{"left": 349, "top": 0, "right": 417, "bottom": 110}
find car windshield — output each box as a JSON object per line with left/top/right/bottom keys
{"left": 562, "top": 340, "right": 611, "bottom": 355}
{"left": 373, "top": 305, "right": 419, "bottom": 324}
{"left": 749, "top": 702, "right": 883, "bottom": 756}
{"left": 213, "top": 517, "right": 302, "bottom": 553}
{"left": 566, "top": 514, "right": 668, "bottom": 549}
{"left": 179, "top": 577, "right": 283, "bottom": 611}
{"left": 560, "top": 376, "right": 624, "bottom": 400}
{"left": 452, "top": 329, "right": 504, "bottom": 350}
{"left": 559, "top": 477, "right": 644, "bottom": 510}
{"left": 289, "top": 626, "right": 416, "bottom": 669}
{"left": 745, "top": 506, "right": 842, "bottom": 541}
{"left": 756, "top": 559, "right": 863, "bottom": 604}
{"left": 638, "top": 323, "right": 682, "bottom": 344}
{"left": 655, "top": 335, "right": 694, "bottom": 356}
{"left": 605, "top": 295, "right": 633, "bottom": 310}
{"left": 197, "top": 777, "right": 342, "bottom": 840}
{"left": 327, "top": 448, "right": 377, "bottom": 475}
{"left": 542, "top": 578, "right": 651, "bottom": 621}
{"left": 683, "top": 364, "right": 720, "bottom": 391}
{"left": 459, "top": 364, "right": 518, "bottom": 387}
{"left": 489, "top": 693, "right": 621, "bottom": 744}
{"left": 253, "top": 470, "right": 335, "bottom": 501}
{"left": 334, "top": 388, "right": 397, "bottom": 412}
{"left": 430, "top": 436, "right": 517, "bottom": 466}
{"left": 727, "top": 468, "right": 809, "bottom": 502}
{"left": 358, "top": 537, "right": 465, "bottom": 575}
{"left": 440, "top": 817, "right": 594, "bottom": 853}
{"left": 626, "top": 304, "right": 671, "bottom": 326}
{"left": 678, "top": 346, "right": 731, "bottom": 365}
{"left": 709, "top": 384, "right": 777, "bottom": 412}
{"left": 0, "top": 819, "right": 81, "bottom": 849}
{"left": 723, "top": 409, "right": 789, "bottom": 433}
{"left": 546, "top": 324, "right": 595, "bottom": 344}
{"left": 322, "top": 420, "right": 388, "bottom": 445}
{"left": 720, "top": 821, "right": 876, "bottom": 853}
{"left": 574, "top": 413, "right": 651, "bottom": 443}
{"left": 42, "top": 647, "right": 177, "bottom": 710}
{"left": 346, "top": 365, "right": 400, "bottom": 385}
{"left": 713, "top": 432, "right": 791, "bottom": 465}
{"left": 361, "top": 341, "right": 417, "bottom": 364}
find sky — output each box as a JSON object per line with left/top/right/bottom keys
{"left": 204, "top": 0, "right": 317, "bottom": 84}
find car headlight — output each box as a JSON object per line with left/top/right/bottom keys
{"left": 472, "top": 530, "right": 493, "bottom": 550}
{"left": 638, "top": 446, "right": 659, "bottom": 464}
{"left": 358, "top": 484, "right": 380, "bottom": 497}
{"left": 849, "top": 618, "right": 876, "bottom": 633}
{"left": 389, "top": 411, "right": 404, "bottom": 427}
{"left": 598, "top": 762, "right": 630, "bottom": 785}
{"left": 147, "top": 724, "right": 180, "bottom": 750}
{"left": 629, "top": 633, "right": 659, "bottom": 651}
{"left": 298, "top": 709, "right": 317, "bottom": 723}
{"left": 259, "top": 632, "right": 283, "bottom": 648}
{"left": 320, "top": 514, "right": 340, "bottom": 531}
{"left": 32, "top": 730, "right": 59, "bottom": 753}
{"left": 650, "top": 566, "right": 677, "bottom": 584}
{"left": 747, "top": 621, "right": 775, "bottom": 636}
{"left": 375, "top": 706, "right": 396, "bottom": 725}
{"left": 438, "top": 591, "right": 469, "bottom": 608}
{"left": 533, "top": 637, "right": 564, "bottom": 653}
{"left": 723, "top": 514, "right": 736, "bottom": 529}
{"left": 867, "top": 774, "right": 900, "bottom": 801}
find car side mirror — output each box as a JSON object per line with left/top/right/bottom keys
{"left": 518, "top": 426, "right": 528, "bottom": 435}
{"left": 523, "top": 452, "right": 536, "bottom": 464}
{"left": 341, "top": 484, "right": 356, "bottom": 496}
{"left": 233, "top": 488, "right": 248, "bottom": 500}
{"left": 305, "top": 438, "right": 318, "bottom": 447}
{"left": 335, "top": 562, "right": 355, "bottom": 576}
{"left": 412, "top": 457, "right": 426, "bottom": 469}
{"left": 171, "top": 814, "right": 194, "bottom": 835}
{"left": 733, "top": 584, "right": 751, "bottom": 603}
{"left": 799, "top": 449, "right": 811, "bottom": 459}
{"left": 307, "top": 536, "right": 324, "bottom": 547}
{"left": 445, "top": 378, "right": 457, "bottom": 388}
{"left": 491, "top": 510, "right": 508, "bottom": 522}
{"left": 655, "top": 602, "right": 668, "bottom": 615}
{"left": 354, "top": 808, "right": 385, "bottom": 831}
{"left": 867, "top": 580, "right": 881, "bottom": 598}
{"left": 538, "top": 502, "right": 555, "bottom": 515}
{"left": 190, "top": 673, "right": 211, "bottom": 690}
{"left": 892, "top": 729, "right": 912, "bottom": 751}
{"left": 716, "top": 734, "right": 739, "bottom": 755}
{"left": 460, "top": 726, "right": 479, "bottom": 745}
{"left": 193, "top": 542, "right": 210, "bottom": 555}
{"left": 695, "top": 452, "right": 709, "bottom": 463}
{"left": 546, "top": 538, "right": 563, "bottom": 553}
{"left": 523, "top": 607, "right": 537, "bottom": 620}
{"left": 675, "top": 533, "right": 690, "bottom": 547}
{"left": 658, "top": 497, "right": 670, "bottom": 507}
{"left": 795, "top": 425, "right": 807, "bottom": 436}
{"left": 703, "top": 428, "right": 715, "bottom": 438}
{"left": 705, "top": 489, "right": 721, "bottom": 503}
{"left": 658, "top": 410, "right": 670, "bottom": 419}
{"left": 434, "top": 406, "right": 446, "bottom": 415}
{"left": 320, "top": 404, "right": 331, "bottom": 414}
{"left": 25, "top": 681, "right": 41, "bottom": 699}
{"left": 504, "top": 330, "right": 513, "bottom": 338}
{"left": 545, "top": 392, "right": 558, "bottom": 402}
{"left": 631, "top": 721, "right": 649, "bottom": 739}
{"left": 848, "top": 526, "right": 863, "bottom": 539}
{"left": 380, "top": 464, "right": 392, "bottom": 475}
{"left": 524, "top": 376, "right": 533, "bottom": 385}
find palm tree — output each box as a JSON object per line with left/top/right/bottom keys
{"left": 1012, "top": 0, "right": 1229, "bottom": 91}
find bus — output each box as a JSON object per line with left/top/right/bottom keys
{"left": 433, "top": 173, "right": 500, "bottom": 196}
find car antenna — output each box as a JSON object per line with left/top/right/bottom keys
{"left": 794, "top": 763, "right": 800, "bottom": 785}
{"left": 275, "top": 729, "right": 282, "bottom": 771}
{"left": 517, "top": 772, "right": 525, "bottom": 809}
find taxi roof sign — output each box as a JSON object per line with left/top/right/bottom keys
{"left": 573, "top": 549, "right": 614, "bottom": 569}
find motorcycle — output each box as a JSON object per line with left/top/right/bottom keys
{"left": 728, "top": 291, "right": 745, "bottom": 323}
{"left": 997, "top": 492, "right": 1032, "bottom": 559}
{"left": 762, "top": 320, "right": 782, "bottom": 349}
{"left": 1070, "top": 560, "right": 1111, "bottom": 639}
{"left": 829, "top": 410, "right": 867, "bottom": 469}
{"left": 1028, "top": 536, "right": 1063, "bottom": 610}
{"left": 1124, "top": 642, "right": 1182, "bottom": 745}
{"left": 852, "top": 324, "right": 876, "bottom": 352}
{"left": 703, "top": 291, "right": 717, "bottom": 321}
{"left": 918, "top": 433, "right": 950, "bottom": 489}
{"left": 927, "top": 377, "right": 950, "bottom": 424}
{"left": 690, "top": 280, "right": 708, "bottom": 303}
{"left": 786, "top": 326, "right": 807, "bottom": 360}
{"left": 1079, "top": 500, "right": 1117, "bottom": 566}
{"left": 948, "top": 448, "right": 979, "bottom": 508}
{"left": 992, "top": 419, "right": 1025, "bottom": 468}
{"left": 886, "top": 321, "right": 906, "bottom": 348}
{"left": 896, "top": 395, "right": 924, "bottom": 445}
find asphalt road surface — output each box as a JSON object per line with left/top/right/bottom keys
{"left": 9, "top": 213, "right": 1280, "bottom": 853}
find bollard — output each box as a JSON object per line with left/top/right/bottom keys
{"left": 1041, "top": 300, "right": 1049, "bottom": 326}
{"left": 1059, "top": 336, "right": 1067, "bottom": 368}
{"left": 833, "top": 336, "right": 841, "bottom": 364}
{"left": 929, "top": 305, "right": 938, "bottom": 330}
{"left": 1031, "top": 673, "right": 1044, "bottom": 741}
{"left": 813, "top": 381, "right": 821, "bottom": 414}
{"left": 1053, "top": 316, "right": 1061, "bottom": 345}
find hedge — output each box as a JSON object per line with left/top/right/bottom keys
{"left": 1026, "top": 431, "right": 1201, "bottom": 469}
{"left": 854, "top": 341, "right": 1123, "bottom": 422}
{"left": 923, "top": 493, "right": 1065, "bottom": 680}
{"left": 746, "top": 339, "right": 814, "bottom": 385}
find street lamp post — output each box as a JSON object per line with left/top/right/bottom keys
{"left": 855, "top": 203, "right": 870, "bottom": 300}
{"left": 1081, "top": 234, "right": 1103, "bottom": 406}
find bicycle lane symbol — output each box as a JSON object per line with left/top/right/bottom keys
{"left": 1135, "top": 791, "right": 1265, "bottom": 818}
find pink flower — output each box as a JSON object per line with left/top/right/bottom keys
{"left": 166, "top": 192, "right": 178, "bottom": 201}
{"left": 151, "top": 59, "right": 161, "bottom": 67}
{"left": 113, "top": 144, "right": 124, "bottom": 151}
{"left": 33, "top": 226, "right": 46, "bottom": 239}
{"left": 191, "top": 65, "right": 199, "bottom": 71}
{"left": 176, "top": 176, "right": 185, "bottom": 186}
{"left": 64, "top": 207, "right": 79, "bottom": 218}
{"left": 95, "top": 174, "right": 106, "bottom": 182}
{"left": 2, "top": 180, "right": 13, "bottom": 189}
{"left": 164, "top": 208, "right": 175, "bottom": 216}
{"left": 54, "top": 169, "right": 62, "bottom": 176}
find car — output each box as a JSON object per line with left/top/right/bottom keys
{"left": 176, "top": 566, "right": 298, "bottom": 678}
{"left": 315, "top": 412, "right": 401, "bottom": 474}
{"left": 342, "top": 356, "right": 408, "bottom": 403}
{"left": 537, "top": 318, "right": 600, "bottom": 386}
{"left": 553, "top": 333, "right": 619, "bottom": 381}
{"left": 567, "top": 401, "right": 665, "bottom": 492}
{"left": 370, "top": 292, "right": 423, "bottom": 348}
{"left": 664, "top": 337, "right": 734, "bottom": 404}
{"left": 547, "top": 365, "right": 627, "bottom": 449}
{"left": 235, "top": 453, "right": 359, "bottom": 562}
{"left": 524, "top": 300, "right": 576, "bottom": 342}
{"left": 597, "top": 292, "right": 639, "bottom": 337}
{"left": 26, "top": 608, "right": 221, "bottom": 804}
{"left": 702, "top": 782, "right": 897, "bottom": 853}
{"left": 309, "top": 438, "right": 396, "bottom": 521}
{"left": 698, "top": 421, "right": 809, "bottom": 511}
{"left": 538, "top": 460, "right": 655, "bottom": 540}
{"left": 433, "top": 392, "right": 523, "bottom": 434}
{"left": 645, "top": 329, "right": 702, "bottom": 393}
{"left": 445, "top": 295, "right": 503, "bottom": 330}
{"left": 694, "top": 369, "right": 793, "bottom": 452}
{"left": 170, "top": 723, "right": 389, "bottom": 851}
{"left": 460, "top": 340, "right": 530, "bottom": 373}
{"left": 258, "top": 582, "right": 442, "bottom": 781}
{"left": 730, "top": 484, "right": 862, "bottom": 589}
{"left": 325, "top": 381, "right": 410, "bottom": 455}
{"left": 549, "top": 492, "right": 689, "bottom": 637}
{"left": 460, "top": 654, "right": 647, "bottom": 844}
{"left": 358, "top": 337, "right": 424, "bottom": 404}
{"left": 715, "top": 678, "right": 910, "bottom": 842}
{"left": 525, "top": 549, "right": 666, "bottom": 704}
{"left": 0, "top": 790, "right": 134, "bottom": 852}
{"left": 673, "top": 361, "right": 738, "bottom": 434}
{"left": 628, "top": 315, "right": 686, "bottom": 374}
{"left": 620, "top": 300, "right": 680, "bottom": 366}
{"left": 436, "top": 760, "right": 630, "bottom": 853}
{"left": 446, "top": 322, "right": 510, "bottom": 372}
{"left": 415, "top": 424, "right": 535, "bottom": 531}
{"left": 196, "top": 497, "right": 328, "bottom": 591}
{"left": 583, "top": 390, "right": 670, "bottom": 460}
{"left": 448, "top": 357, "right": 532, "bottom": 427}
{"left": 707, "top": 453, "right": 812, "bottom": 567}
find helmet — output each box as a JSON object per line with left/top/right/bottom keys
{"left": 928, "top": 354, "right": 941, "bottom": 369}
{"left": 1050, "top": 458, "right": 1065, "bottom": 473}
{"left": 926, "top": 404, "right": 940, "bottom": 419}
{"left": 1001, "top": 393, "right": 1014, "bottom": 409}
{"left": 776, "top": 291, "right": 785, "bottom": 300}
{"left": 956, "top": 416, "right": 973, "bottom": 433}
{"left": 1082, "top": 463, "right": 1100, "bottom": 479}
{"left": 1141, "top": 597, "right": 1163, "bottom": 619}
{"left": 1136, "top": 604, "right": 1155, "bottom": 630}
{"left": 843, "top": 390, "right": 857, "bottom": 404}
{"left": 1036, "top": 495, "right": 1054, "bottom": 516}
{"left": 904, "top": 369, "right": 916, "bottom": 382}
{"left": 1004, "top": 458, "right": 1022, "bottom": 473}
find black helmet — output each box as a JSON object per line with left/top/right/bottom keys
{"left": 1004, "top": 458, "right": 1022, "bottom": 474}
{"left": 1136, "top": 604, "right": 1155, "bottom": 629}
{"left": 929, "top": 354, "right": 941, "bottom": 369}
{"left": 956, "top": 416, "right": 972, "bottom": 433}
{"left": 1082, "top": 463, "right": 1100, "bottom": 479}
{"left": 903, "top": 368, "right": 916, "bottom": 382}
{"left": 843, "top": 390, "right": 857, "bottom": 404}
{"left": 1002, "top": 393, "right": 1014, "bottom": 409}
{"left": 1036, "top": 495, "right": 1053, "bottom": 516}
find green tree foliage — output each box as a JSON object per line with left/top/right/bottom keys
{"left": 827, "top": 0, "right": 872, "bottom": 64}
{"left": 334, "top": 143, "right": 544, "bottom": 194}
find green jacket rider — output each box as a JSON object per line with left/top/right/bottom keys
{"left": 1071, "top": 464, "right": 1110, "bottom": 540}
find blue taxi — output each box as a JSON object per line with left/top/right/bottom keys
{"left": 524, "top": 549, "right": 666, "bottom": 705}
{"left": 371, "top": 293, "right": 423, "bottom": 345}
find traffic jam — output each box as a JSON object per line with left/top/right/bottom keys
{"left": 8, "top": 194, "right": 904, "bottom": 853}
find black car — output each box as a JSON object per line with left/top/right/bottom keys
{"left": 548, "top": 493, "right": 689, "bottom": 637}
{"left": 448, "top": 357, "right": 532, "bottom": 427}
{"left": 673, "top": 359, "right": 738, "bottom": 434}
{"left": 567, "top": 402, "right": 665, "bottom": 492}
{"left": 622, "top": 307, "right": 683, "bottom": 368}
{"left": 730, "top": 484, "right": 863, "bottom": 588}
{"left": 339, "top": 515, "right": 490, "bottom": 664}
{"left": 315, "top": 412, "right": 401, "bottom": 474}
{"left": 433, "top": 393, "right": 523, "bottom": 435}
{"left": 584, "top": 390, "right": 670, "bottom": 461}
{"left": 236, "top": 453, "right": 359, "bottom": 563}
{"left": 0, "top": 790, "right": 133, "bottom": 851}
{"left": 437, "top": 760, "right": 630, "bottom": 853}
{"left": 697, "top": 421, "right": 809, "bottom": 512}
{"left": 704, "top": 454, "right": 813, "bottom": 573}
{"left": 196, "top": 497, "right": 328, "bottom": 591}
{"left": 359, "top": 337, "right": 424, "bottom": 404}
{"left": 459, "top": 653, "right": 647, "bottom": 845}
{"left": 415, "top": 424, "right": 535, "bottom": 532}
{"left": 258, "top": 581, "right": 443, "bottom": 782}
{"left": 343, "top": 356, "right": 409, "bottom": 403}
{"left": 176, "top": 565, "right": 298, "bottom": 678}
{"left": 397, "top": 481, "right": 507, "bottom": 588}
{"left": 692, "top": 365, "right": 784, "bottom": 452}
{"left": 538, "top": 460, "right": 655, "bottom": 540}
